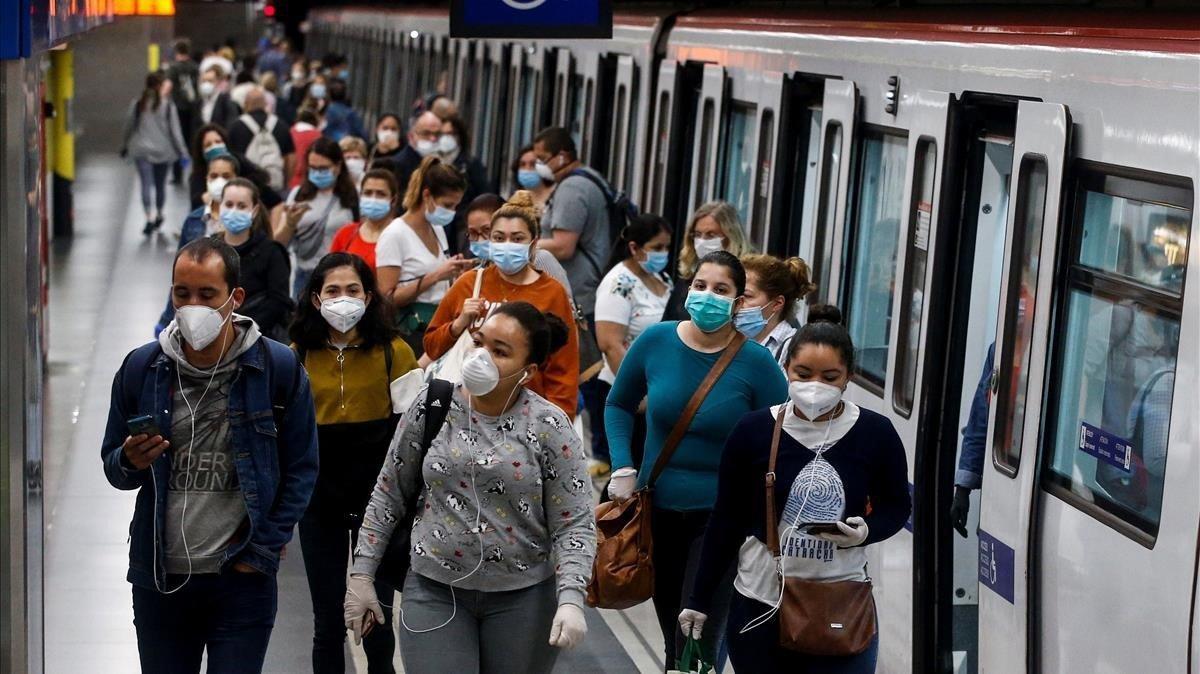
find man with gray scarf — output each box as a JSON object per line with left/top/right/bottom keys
{"left": 101, "top": 237, "right": 318, "bottom": 674}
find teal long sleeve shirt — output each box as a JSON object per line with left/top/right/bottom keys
{"left": 604, "top": 322, "right": 789, "bottom": 511}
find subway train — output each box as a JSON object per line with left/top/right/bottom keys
{"left": 306, "top": 8, "right": 1198, "bottom": 674}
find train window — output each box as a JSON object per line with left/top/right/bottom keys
{"left": 651, "top": 90, "right": 671, "bottom": 213}
{"left": 582, "top": 78, "right": 594, "bottom": 161}
{"left": 812, "top": 122, "right": 842, "bottom": 300}
{"left": 894, "top": 139, "right": 936, "bottom": 417}
{"left": 720, "top": 102, "right": 756, "bottom": 226}
{"left": 611, "top": 84, "right": 628, "bottom": 185}
{"left": 750, "top": 110, "right": 775, "bottom": 247}
{"left": 843, "top": 129, "right": 908, "bottom": 391}
{"left": 1042, "top": 168, "right": 1192, "bottom": 543}
{"left": 695, "top": 99, "right": 715, "bottom": 210}
{"left": 1078, "top": 188, "right": 1190, "bottom": 294}
{"left": 519, "top": 65, "right": 535, "bottom": 148}
{"left": 570, "top": 74, "right": 585, "bottom": 151}
{"left": 991, "top": 157, "right": 1048, "bottom": 473}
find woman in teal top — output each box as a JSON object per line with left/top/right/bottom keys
{"left": 605, "top": 250, "right": 787, "bottom": 671}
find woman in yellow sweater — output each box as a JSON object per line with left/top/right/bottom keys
{"left": 423, "top": 191, "right": 580, "bottom": 417}
{"left": 288, "top": 252, "right": 419, "bottom": 674}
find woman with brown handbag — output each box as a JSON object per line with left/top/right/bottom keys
{"left": 678, "top": 304, "right": 911, "bottom": 672}
{"left": 603, "top": 250, "right": 788, "bottom": 670}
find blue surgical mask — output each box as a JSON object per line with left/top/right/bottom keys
{"left": 220, "top": 208, "right": 253, "bottom": 234}
{"left": 203, "top": 144, "right": 228, "bottom": 163}
{"left": 360, "top": 197, "right": 391, "bottom": 221}
{"left": 490, "top": 241, "right": 531, "bottom": 275}
{"left": 426, "top": 205, "right": 456, "bottom": 227}
{"left": 308, "top": 167, "right": 335, "bottom": 189}
{"left": 685, "top": 289, "right": 736, "bottom": 333}
{"left": 640, "top": 250, "right": 669, "bottom": 275}
{"left": 469, "top": 239, "right": 491, "bottom": 261}
{"left": 517, "top": 169, "right": 542, "bottom": 190}
{"left": 309, "top": 83, "right": 327, "bottom": 99}
{"left": 733, "top": 305, "right": 772, "bottom": 338}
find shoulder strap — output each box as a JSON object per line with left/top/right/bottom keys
{"left": 765, "top": 406, "right": 787, "bottom": 556}
{"left": 240, "top": 113, "right": 261, "bottom": 134}
{"left": 647, "top": 332, "right": 748, "bottom": 488}
{"left": 265, "top": 114, "right": 278, "bottom": 134}
{"left": 568, "top": 168, "right": 614, "bottom": 205}
{"left": 263, "top": 339, "right": 300, "bottom": 416}
{"left": 420, "top": 379, "right": 455, "bottom": 453}
{"left": 382, "top": 340, "right": 394, "bottom": 400}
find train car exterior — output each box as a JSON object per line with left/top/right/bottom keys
{"left": 308, "top": 8, "right": 1198, "bottom": 673}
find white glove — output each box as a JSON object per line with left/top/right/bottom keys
{"left": 677, "top": 609, "right": 707, "bottom": 640}
{"left": 548, "top": 603, "right": 587, "bottom": 649}
{"left": 344, "top": 574, "right": 385, "bottom": 645}
{"left": 815, "top": 516, "right": 869, "bottom": 548}
{"left": 607, "top": 468, "right": 637, "bottom": 502}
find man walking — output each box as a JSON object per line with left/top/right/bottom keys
{"left": 101, "top": 238, "right": 318, "bottom": 673}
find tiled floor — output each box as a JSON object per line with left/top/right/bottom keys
{"left": 40, "top": 153, "right": 663, "bottom": 673}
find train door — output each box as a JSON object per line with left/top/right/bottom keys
{"left": 975, "top": 100, "right": 1071, "bottom": 673}
{"left": 713, "top": 70, "right": 783, "bottom": 252}
{"left": 552, "top": 48, "right": 573, "bottom": 127}
{"left": 1033, "top": 164, "right": 1193, "bottom": 672}
{"left": 809, "top": 79, "right": 856, "bottom": 303}
{"left": 607, "top": 55, "right": 638, "bottom": 193}
{"left": 766, "top": 74, "right": 825, "bottom": 258}
{"left": 645, "top": 59, "right": 702, "bottom": 250}
{"left": 686, "top": 63, "right": 727, "bottom": 215}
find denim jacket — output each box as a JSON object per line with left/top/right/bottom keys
{"left": 101, "top": 337, "right": 318, "bottom": 588}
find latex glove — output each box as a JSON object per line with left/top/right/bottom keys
{"left": 950, "top": 486, "right": 971, "bottom": 538}
{"left": 678, "top": 609, "right": 707, "bottom": 640}
{"left": 607, "top": 468, "right": 637, "bottom": 502}
{"left": 548, "top": 603, "right": 587, "bottom": 649}
{"left": 815, "top": 516, "right": 869, "bottom": 548}
{"left": 343, "top": 574, "right": 384, "bottom": 645}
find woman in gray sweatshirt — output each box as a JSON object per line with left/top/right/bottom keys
{"left": 122, "top": 71, "right": 187, "bottom": 234}
{"left": 345, "top": 302, "right": 596, "bottom": 674}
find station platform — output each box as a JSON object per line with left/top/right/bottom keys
{"left": 40, "top": 150, "right": 664, "bottom": 673}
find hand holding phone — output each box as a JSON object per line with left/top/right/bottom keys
{"left": 801, "top": 522, "right": 843, "bottom": 536}
{"left": 124, "top": 415, "right": 169, "bottom": 471}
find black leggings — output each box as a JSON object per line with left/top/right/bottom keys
{"left": 649, "top": 508, "right": 734, "bottom": 672}
{"left": 299, "top": 506, "right": 396, "bottom": 674}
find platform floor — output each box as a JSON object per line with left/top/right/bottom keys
{"left": 41, "top": 152, "right": 664, "bottom": 673}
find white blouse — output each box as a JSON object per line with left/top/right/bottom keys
{"left": 593, "top": 262, "right": 671, "bottom": 384}
{"left": 374, "top": 215, "right": 452, "bottom": 304}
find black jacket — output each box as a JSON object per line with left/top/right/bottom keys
{"left": 204, "top": 93, "right": 241, "bottom": 132}
{"left": 233, "top": 231, "right": 293, "bottom": 339}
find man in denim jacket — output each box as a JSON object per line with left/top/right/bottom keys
{"left": 101, "top": 237, "right": 318, "bottom": 673}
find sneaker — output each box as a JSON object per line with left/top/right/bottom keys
{"left": 588, "top": 459, "right": 611, "bottom": 479}
{"left": 142, "top": 220, "right": 156, "bottom": 235}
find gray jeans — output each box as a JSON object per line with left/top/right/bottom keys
{"left": 398, "top": 572, "right": 559, "bottom": 674}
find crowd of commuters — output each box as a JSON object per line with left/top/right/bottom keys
{"left": 105, "top": 33, "right": 911, "bottom": 674}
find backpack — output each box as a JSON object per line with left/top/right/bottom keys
{"left": 240, "top": 113, "right": 286, "bottom": 192}
{"left": 375, "top": 378, "right": 454, "bottom": 589}
{"left": 563, "top": 168, "right": 639, "bottom": 278}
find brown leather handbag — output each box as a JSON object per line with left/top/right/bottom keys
{"left": 764, "top": 407, "right": 877, "bottom": 656}
{"left": 587, "top": 332, "right": 748, "bottom": 609}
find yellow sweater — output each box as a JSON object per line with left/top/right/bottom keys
{"left": 298, "top": 336, "right": 418, "bottom": 425}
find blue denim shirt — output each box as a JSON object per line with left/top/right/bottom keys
{"left": 101, "top": 337, "right": 318, "bottom": 588}
{"left": 956, "top": 343, "right": 995, "bottom": 490}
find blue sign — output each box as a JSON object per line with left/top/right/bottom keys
{"left": 977, "top": 528, "right": 1015, "bottom": 604}
{"left": 1, "top": 0, "right": 32, "bottom": 59}
{"left": 451, "top": 0, "right": 612, "bottom": 38}
{"left": 1079, "top": 422, "right": 1133, "bottom": 473}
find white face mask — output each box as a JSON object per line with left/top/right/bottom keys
{"left": 175, "top": 295, "right": 235, "bottom": 351}
{"left": 199, "top": 80, "right": 216, "bottom": 98}
{"left": 345, "top": 157, "right": 366, "bottom": 180}
{"left": 377, "top": 129, "right": 399, "bottom": 145}
{"left": 414, "top": 138, "right": 437, "bottom": 157}
{"left": 693, "top": 236, "right": 725, "bottom": 259}
{"left": 789, "top": 380, "right": 844, "bottom": 421}
{"left": 206, "top": 177, "right": 228, "bottom": 203}
{"left": 320, "top": 296, "right": 366, "bottom": 333}
{"left": 461, "top": 347, "right": 526, "bottom": 397}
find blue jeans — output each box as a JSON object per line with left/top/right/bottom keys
{"left": 131, "top": 571, "right": 278, "bottom": 673}
{"left": 726, "top": 590, "right": 879, "bottom": 673}
{"left": 135, "top": 158, "right": 170, "bottom": 216}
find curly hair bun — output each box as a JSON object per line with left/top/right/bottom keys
{"left": 807, "top": 303, "right": 843, "bottom": 325}
{"left": 493, "top": 190, "right": 541, "bottom": 236}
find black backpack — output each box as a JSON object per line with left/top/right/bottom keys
{"left": 375, "top": 378, "right": 454, "bottom": 589}
{"left": 563, "top": 168, "right": 639, "bottom": 278}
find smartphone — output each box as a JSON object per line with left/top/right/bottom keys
{"left": 127, "top": 414, "right": 162, "bottom": 438}
{"left": 801, "top": 522, "right": 842, "bottom": 536}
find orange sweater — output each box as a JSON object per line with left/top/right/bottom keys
{"left": 424, "top": 266, "right": 580, "bottom": 418}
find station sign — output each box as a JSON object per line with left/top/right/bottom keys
{"left": 451, "top": 0, "right": 612, "bottom": 39}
